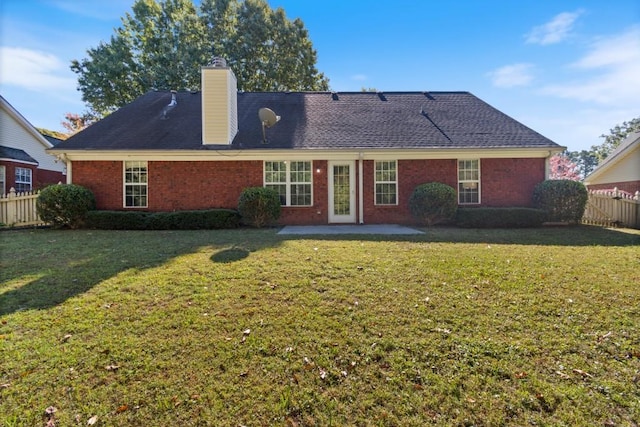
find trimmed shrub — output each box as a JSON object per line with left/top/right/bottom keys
{"left": 456, "top": 207, "right": 547, "bottom": 228}
{"left": 84, "top": 209, "right": 240, "bottom": 230}
{"left": 237, "top": 187, "right": 281, "bottom": 228}
{"left": 146, "top": 209, "right": 240, "bottom": 230}
{"left": 409, "top": 182, "right": 457, "bottom": 226}
{"left": 533, "top": 180, "right": 588, "bottom": 223}
{"left": 36, "top": 184, "right": 96, "bottom": 228}
{"left": 85, "top": 211, "right": 149, "bottom": 230}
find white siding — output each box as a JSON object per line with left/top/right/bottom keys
{"left": 0, "top": 102, "right": 66, "bottom": 174}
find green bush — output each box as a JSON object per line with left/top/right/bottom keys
{"left": 533, "top": 180, "right": 588, "bottom": 223}
{"left": 409, "top": 182, "right": 457, "bottom": 226}
{"left": 85, "top": 211, "right": 149, "bottom": 230}
{"left": 237, "top": 187, "right": 281, "bottom": 228}
{"left": 146, "top": 210, "right": 240, "bottom": 230}
{"left": 456, "top": 207, "right": 547, "bottom": 228}
{"left": 84, "top": 209, "right": 240, "bottom": 230}
{"left": 36, "top": 184, "right": 96, "bottom": 228}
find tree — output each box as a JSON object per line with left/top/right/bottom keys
{"left": 548, "top": 153, "right": 581, "bottom": 180}
{"left": 595, "top": 117, "right": 640, "bottom": 162}
{"left": 565, "top": 150, "right": 599, "bottom": 179}
{"left": 61, "top": 112, "right": 96, "bottom": 135}
{"left": 71, "top": 0, "right": 329, "bottom": 116}
{"left": 563, "top": 117, "right": 639, "bottom": 179}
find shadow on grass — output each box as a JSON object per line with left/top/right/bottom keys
{"left": 279, "top": 225, "right": 640, "bottom": 247}
{"left": 0, "top": 228, "right": 281, "bottom": 316}
{"left": 211, "top": 246, "right": 251, "bottom": 263}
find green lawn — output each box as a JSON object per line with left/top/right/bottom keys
{"left": 1, "top": 226, "right": 638, "bottom": 426}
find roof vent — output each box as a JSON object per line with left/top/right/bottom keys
{"left": 331, "top": 92, "right": 339, "bottom": 101}
{"left": 161, "top": 91, "right": 177, "bottom": 120}
{"left": 210, "top": 57, "right": 227, "bottom": 68}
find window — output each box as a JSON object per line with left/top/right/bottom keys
{"left": 15, "top": 167, "right": 32, "bottom": 192}
{"left": 264, "top": 161, "right": 312, "bottom": 206}
{"left": 458, "top": 159, "right": 480, "bottom": 204}
{"left": 375, "top": 160, "right": 397, "bottom": 205}
{"left": 0, "top": 166, "right": 5, "bottom": 195}
{"left": 124, "top": 161, "right": 147, "bottom": 207}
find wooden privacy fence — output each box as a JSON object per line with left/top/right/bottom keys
{"left": 0, "top": 188, "right": 45, "bottom": 227}
{"left": 583, "top": 188, "right": 640, "bottom": 229}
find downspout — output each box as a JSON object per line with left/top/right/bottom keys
{"left": 358, "top": 152, "right": 364, "bottom": 224}
{"left": 544, "top": 151, "right": 552, "bottom": 179}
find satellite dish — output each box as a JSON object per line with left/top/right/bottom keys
{"left": 259, "top": 108, "right": 280, "bottom": 127}
{"left": 258, "top": 107, "right": 281, "bottom": 144}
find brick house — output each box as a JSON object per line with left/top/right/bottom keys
{"left": 584, "top": 131, "right": 640, "bottom": 195}
{"left": 49, "top": 60, "right": 563, "bottom": 225}
{"left": 0, "top": 95, "right": 66, "bottom": 195}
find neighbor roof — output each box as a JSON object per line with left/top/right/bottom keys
{"left": 53, "top": 91, "right": 560, "bottom": 151}
{"left": 0, "top": 145, "right": 39, "bottom": 164}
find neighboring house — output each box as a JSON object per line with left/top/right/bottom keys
{"left": 0, "top": 95, "right": 66, "bottom": 195}
{"left": 49, "top": 60, "right": 563, "bottom": 225}
{"left": 584, "top": 131, "right": 640, "bottom": 194}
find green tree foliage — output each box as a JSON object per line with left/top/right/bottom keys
{"left": 564, "top": 117, "right": 639, "bottom": 178}
{"left": 408, "top": 182, "right": 457, "bottom": 226}
{"left": 595, "top": 117, "right": 640, "bottom": 162}
{"left": 36, "top": 184, "right": 96, "bottom": 228}
{"left": 533, "top": 180, "right": 588, "bottom": 224}
{"left": 237, "top": 187, "right": 281, "bottom": 228}
{"left": 71, "top": 0, "right": 328, "bottom": 116}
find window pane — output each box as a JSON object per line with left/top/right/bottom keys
{"left": 266, "top": 184, "right": 287, "bottom": 205}
{"left": 375, "top": 161, "right": 397, "bottom": 205}
{"left": 291, "top": 183, "right": 311, "bottom": 206}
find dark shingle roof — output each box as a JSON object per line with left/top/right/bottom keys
{"left": 0, "top": 145, "right": 38, "bottom": 164}
{"left": 53, "top": 91, "right": 560, "bottom": 151}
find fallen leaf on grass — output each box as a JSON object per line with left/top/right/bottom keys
{"left": 87, "top": 415, "right": 98, "bottom": 425}
{"left": 44, "top": 406, "right": 57, "bottom": 415}
{"left": 597, "top": 331, "right": 612, "bottom": 342}
{"left": 116, "top": 404, "right": 128, "bottom": 413}
{"left": 555, "top": 371, "right": 571, "bottom": 379}
{"left": 1, "top": 383, "right": 10, "bottom": 388}
{"left": 105, "top": 364, "right": 120, "bottom": 371}
{"left": 61, "top": 334, "right": 72, "bottom": 343}
{"left": 572, "top": 368, "right": 593, "bottom": 378}
{"left": 515, "top": 372, "right": 528, "bottom": 379}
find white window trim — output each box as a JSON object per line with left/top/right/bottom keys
{"left": 263, "top": 160, "right": 313, "bottom": 207}
{"left": 123, "top": 161, "right": 148, "bottom": 208}
{"left": 15, "top": 167, "right": 32, "bottom": 192}
{"left": 457, "top": 159, "right": 481, "bottom": 205}
{"left": 0, "top": 165, "right": 5, "bottom": 196}
{"left": 374, "top": 160, "right": 398, "bottom": 206}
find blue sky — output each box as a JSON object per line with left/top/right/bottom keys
{"left": 1, "top": 0, "right": 639, "bottom": 152}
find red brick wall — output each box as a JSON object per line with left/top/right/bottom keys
{"left": 35, "top": 169, "right": 65, "bottom": 189}
{"left": 480, "top": 158, "right": 545, "bottom": 207}
{"left": 0, "top": 162, "right": 65, "bottom": 192}
{"left": 586, "top": 181, "right": 640, "bottom": 194}
{"left": 362, "top": 159, "right": 457, "bottom": 224}
{"left": 71, "top": 157, "right": 547, "bottom": 224}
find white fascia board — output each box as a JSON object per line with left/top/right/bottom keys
{"left": 49, "top": 146, "right": 563, "bottom": 162}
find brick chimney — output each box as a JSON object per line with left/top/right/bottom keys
{"left": 201, "top": 58, "right": 238, "bottom": 145}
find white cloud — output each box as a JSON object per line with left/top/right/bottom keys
{"left": 540, "top": 26, "right": 640, "bottom": 105}
{"left": 487, "top": 63, "right": 534, "bottom": 88}
{"left": 526, "top": 10, "right": 583, "bottom": 45}
{"left": 0, "top": 46, "right": 76, "bottom": 92}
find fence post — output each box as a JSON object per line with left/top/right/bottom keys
{"left": 6, "top": 187, "right": 16, "bottom": 226}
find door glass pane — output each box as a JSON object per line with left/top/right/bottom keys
{"left": 333, "top": 165, "right": 350, "bottom": 215}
